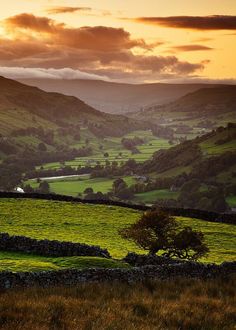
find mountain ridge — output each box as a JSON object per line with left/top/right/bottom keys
{"left": 18, "top": 78, "right": 227, "bottom": 114}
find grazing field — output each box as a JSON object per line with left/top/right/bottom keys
{"left": 25, "top": 175, "right": 135, "bottom": 197}
{"left": 0, "top": 199, "right": 235, "bottom": 263}
{"left": 26, "top": 176, "right": 179, "bottom": 203}
{"left": 0, "top": 276, "right": 235, "bottom": 330}
{"left": 0, "top": 251, "right": 129, "bottom": 272}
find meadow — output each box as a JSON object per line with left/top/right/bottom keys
{"left": 0, "top": 199, "right": 235, "bottom": 268}
{"left": 25, "top": 175, "right": 179, "bottom": 204}
{"left": 0, "top": 276, "right": 235, "bottom": 330}
{"left": 26, "top": 175, "right": 135, "bottom": 197}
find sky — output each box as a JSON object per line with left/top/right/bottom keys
{"left": 0, "top": 0, "right": 236, "bottom": 83}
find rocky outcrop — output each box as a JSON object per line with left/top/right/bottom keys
{"left": 0, "top": 261, "right": 235, "bottom": 289}
{"left": 0, "top": 233, "right": 110, "bottom": 258}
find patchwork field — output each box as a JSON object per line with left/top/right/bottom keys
{"left": 0, "top": 199, "right": 235, "bottom": 268}
{"left": 38, "top": 130, "right": 171, "bottom": 170}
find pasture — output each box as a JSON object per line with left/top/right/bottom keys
{"left": 0, "top": 199, "right": 235, "bottom": 264}
{"left": 26, "top": 175, "right": 135, "bottom": 197}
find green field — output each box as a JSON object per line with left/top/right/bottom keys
{"left": 0, "top": 252, "right": 129, "bottom": 272}
{"left": 26, "top": 175, "right": 135, "bottom": 197}
{"left": 134, "top": 189, "right": 179, "bottom": 203}
{"left": 0, "top": 199, "right": 235, "bottom": 266}
{"left": 227, "top": 195, "right": 236, "bottom": 208}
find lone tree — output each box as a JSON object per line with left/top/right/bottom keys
{"left": 119, "top": 210, "right": 208, "bottom": 261}
{"left": 38, "top": 181, "right": 50, "bottom": 194}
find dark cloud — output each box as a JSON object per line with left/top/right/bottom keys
{"left": 46, "top": 7, "right": 92, "bottom": 15}
{"left": 133, "top": 15, "right": 236, "bottom": 30}
{"left": 170, "top": 44, "right": 213, "bottom": 52}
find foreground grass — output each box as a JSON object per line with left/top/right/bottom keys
{"left": 0, "top": 276, "right": 235, "bottom": 330}
{"left": 0, "top": 199, "right": 235, "bottom": 263}
{"left": 0, "top": 252, "right": 129, "bottom": 272}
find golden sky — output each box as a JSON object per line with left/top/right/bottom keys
{"left": 0, "top": 0, "right": 236, "bottom": 83}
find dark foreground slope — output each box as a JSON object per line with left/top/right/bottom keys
{"left": 0, "top": 276, "right": 235, "bottom": 330}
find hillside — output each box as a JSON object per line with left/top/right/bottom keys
{"left": 134, "top": 124, "right": 236, "bottom": 210}
{"left": 142, "top": 124, "right": 236, "bottom": 173}
{"left": 18, "top": 78, "right": 219, "bottom": 114}
{"left": 0, "top": 76, "right": 149, "bottom": 157}
{"left": 130, "top": 85, "right": 236, "bottom": 131}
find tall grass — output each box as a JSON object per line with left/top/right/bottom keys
{"left": 0, "top": 276, "right": 235, "bottom": 329}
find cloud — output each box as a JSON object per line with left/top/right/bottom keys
{"left": 133, "top": 15, "right": 236, "bottom": 30}
{"left": 193, "top": 38, "right": 214, "bottom": 42}
{"left": 5, "top": 13, "right": 61, "bottom": 33}
{"left": 46, "top": 6, "right": 92, "bottom": 15}
{"left": 170, "top": 44, "right": 213, "bottom": 52}
{"left": 0, "top": 13, "right": 208, "bottom": 82}
{"left": 5, "top": 13, "right": 149, "bottom": 51}
{"left": 0, "top": 67, "right": 109, "bottom": 80}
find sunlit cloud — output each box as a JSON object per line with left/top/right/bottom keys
{"left": 46, "top": 6, "right": 92, "bottom": 15}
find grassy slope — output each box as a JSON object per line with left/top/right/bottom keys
{"left": 0, "top": 199, "right": 235, "bottom": 263}
{"left": 130, "top": 127, "right": 236, "bottom": 205}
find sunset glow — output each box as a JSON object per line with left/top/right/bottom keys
{"left": 0, "top": 0, "right": 236, "bottom": 82}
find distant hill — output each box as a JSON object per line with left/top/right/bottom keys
{"left": 0, "top": 77, "right": 148, "bottom": 136}
{"left": 18, "top": 78, "right": 220, "bottom": 114}
{"left": 157, "top": 86, "right": 236, "bottom": 113}
{"left": 130, "top": 85, "right": 236, "bottom": 130}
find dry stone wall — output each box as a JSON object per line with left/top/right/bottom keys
{"left": 0, "top": 233, "right": 110, "bottom": 258}
{"left": 0, "top": 261, "right": 235, "bottom": 289}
